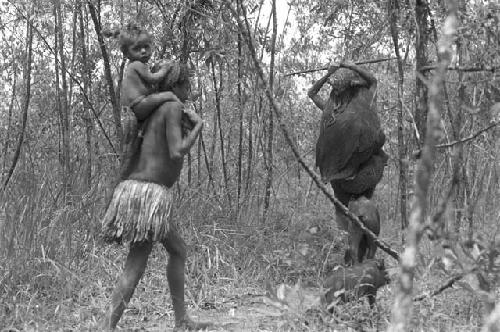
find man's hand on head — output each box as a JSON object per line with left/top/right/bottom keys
{"left": 327, "top": 65, "right": 339, "bottom": 75}
{"left": 340, "top": 60, "right": 356, "bottom": 68}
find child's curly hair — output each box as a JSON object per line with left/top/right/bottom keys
{"left": 115, "top": 22, "right": 151, "bottom": 57}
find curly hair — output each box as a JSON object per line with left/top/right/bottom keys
{"left": 118, "top": 22, "right": 151, "bottom": 57}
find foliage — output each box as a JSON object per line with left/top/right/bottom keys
{"left": 0, "top": 0, "right": 498, "bottom": 330}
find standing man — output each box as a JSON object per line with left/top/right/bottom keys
{"left": 101, "top": 63, "right": 211, "bottom": 331}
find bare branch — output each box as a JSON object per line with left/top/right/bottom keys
{"left": 413, "top": 274, "right": 463, "bottom": 301}
{"left": 436, "top": 121, "right": 499, "bottom": 148}
{"left": 420, "top": 64, "right": 499, "bottom": 73}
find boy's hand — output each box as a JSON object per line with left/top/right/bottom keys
{"left": 183, "top": 108, "right": 202, "bottom": 125}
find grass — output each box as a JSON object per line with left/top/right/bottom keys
{"left": 0, "top": 170, "right": 495, "bottom": 331}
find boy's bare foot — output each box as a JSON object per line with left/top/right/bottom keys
{"left": 174, "top": 316, "right": 213, "bottom": 331}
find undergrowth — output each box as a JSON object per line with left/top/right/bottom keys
{"left": 0, "top": 171, "right": 495, "bottom": 331}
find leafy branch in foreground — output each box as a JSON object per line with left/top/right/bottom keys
{"left": 388, "top": 0, "right": 458, "bottom": 330}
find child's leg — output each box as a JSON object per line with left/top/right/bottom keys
{"left": 161, "top": 230, "right": 211, "bottom": 330}
{"left": 132, "top": 92, "right": 181, "bottom": 121}
{"left": 104, "top": 241, "right": 153, "bottom": 330}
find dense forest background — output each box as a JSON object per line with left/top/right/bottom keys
{"left": 0, "top": 0, "right": 499, "bottom": 331}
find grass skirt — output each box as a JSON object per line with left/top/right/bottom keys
{"left": 102, "top": 180, "right": 173, "bottom": 244}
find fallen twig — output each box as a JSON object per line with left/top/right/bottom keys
{"left": 413, "top": 274, "right": 463, "bottom": 301}
{"left": 283, "top": 57, "right": 397, "bottom": 77}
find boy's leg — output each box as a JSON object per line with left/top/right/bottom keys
{"left": 104, "top": 241, "right": 153, "bottom": 330}
{"left": 161, "top": 229, "right": 212, "bottom": 330}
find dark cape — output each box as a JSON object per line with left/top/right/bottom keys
{"left": 316, "top": 86, "right": 387, "bottom": 205}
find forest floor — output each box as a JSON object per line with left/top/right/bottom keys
{"left": 0, "top": 199, "right": 489, "bottom": 331}
{"left": 1, "top": 235, "right": 486, "bottom": 332}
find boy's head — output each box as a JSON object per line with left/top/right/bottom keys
{"left": 119, "top": 22, "right": 153, "bottom": 63}
{"left": 159, "top": 62, "right": 192, "bottom": 102}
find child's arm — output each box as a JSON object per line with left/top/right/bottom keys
{"left": 130, "top": 61, "right": 171, "bottom": 84}
{"left": 308, "top": 65, "right": 339, "bottom": 111}
{"left": 339, "top": 61, "right": 377, "bottom": 88}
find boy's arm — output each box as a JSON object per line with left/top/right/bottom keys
{"left": 340, "top": 61, "right": 377, "bottom": 88}
{"left": 308, "top": 65, "right": 339, "bottom": 110}
{"left": 165, "top": 103, "right": 203, "bottom": 161}
{"left": 130, "top": 61, "right": 170, "bottom": 84}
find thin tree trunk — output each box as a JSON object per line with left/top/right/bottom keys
{"left": 415, "top": 0, "right": 430, "bottom": 146}
{"left": 2, "top": 68, "right": 16, "bottom": 175}
{"left": 236, "top": 26, "right": 244, "bottom": 212}
{"left": 3, "top": 8, "right": 34, "bottom": 191}
{"left": 88, "top": 1, "right": 122, "bottom": 154}
{"left": 79, "top": 2, "right": 93, "bottom": 189}
{"left": 388, "top": 0, "right": 408, "bottom": 235}
{"left": 211, "top": 60, "right": 229, "bottom": 200}
{"left": 68, "top": 3, "right": 78, "bottom": 110}
{"left": 388, "top": 1, "right": 458, "bottom": 330}
{"left": 193, "top": 82, "right": 214, "bottom": 191}
{"left": 453, "top": 0, "right": 467, "bottom": 235}
{"left": 263, "top": 0, "right": 277, "bottom": 217}
{"left": 245, "top": 94, "right": 257, "bottom": 196}
{"left": 55, "top": 0, "right": 71, "bottom": 199}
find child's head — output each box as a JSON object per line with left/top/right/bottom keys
{"left": 119, "top": 22, "right": 153, "bottom": 62}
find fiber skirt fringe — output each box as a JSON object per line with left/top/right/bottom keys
{"left": 102, "top": 180, "right": 173, "bottom": 244}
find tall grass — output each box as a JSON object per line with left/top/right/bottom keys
{"left": 0, "top": 153, "right": 497, "bottom": 330}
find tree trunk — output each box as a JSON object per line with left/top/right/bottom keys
{"left": 211, "top": 60, "right": 230, "bottom": 200}
{"left": 2, "top": 68, "right": 16, "bottom": 175}
{"left": 388, "top": 0, "right": 408, "bottom": 234}
{"left": 3, "top": 8, "right": 34, "bottom": 190}
{"left": 388, "top": 1, "right": 458, "bottom": 330}
{"left": 236, "top": 27, "right": 244, "bottom": 212}
{"left": 55, "top": 0, "right": 71, "bottom": 199}
{"left": 78, "top": 2, "right": 93, "bottom": 189}
{"left": 263, "top": 0, "right": 277, "bottom": 217}
{"left": 88, "top": 1, "right": 122, "bottom": 155}
{"left": 245, "top": 95, "right": 258, "bottom": 196}
{"left": 415, "top": 0, "right": 430, "bottom": 146}
{"left": 452, "top": 0, "right": 467, "bottom": 235}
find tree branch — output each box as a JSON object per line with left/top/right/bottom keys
{"left": 413, "top": 274, "right": 463, "bottom": 301}
{"left": 436, "top": 121, "right": 499, "bottom": 148}
{"left": 420, "top": 64, "right": 499, "bottom": 73}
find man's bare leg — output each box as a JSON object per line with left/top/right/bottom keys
{"left": 162, "top": 230, "right": 212, "bottom": 330}
{"left": 103, "top": 241, "right": 153, "bottom": 331}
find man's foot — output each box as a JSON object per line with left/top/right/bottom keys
{"left": 174, "top": 316, "right": 213, "bottom": 331}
